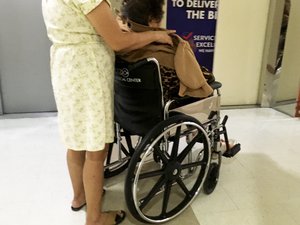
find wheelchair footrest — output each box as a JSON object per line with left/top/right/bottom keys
{"left": 223, "top": 143, "right": 241, "bottom": 158}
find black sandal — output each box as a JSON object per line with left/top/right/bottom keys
{"left": 71, "top": 189, "right": 106, "bottom": 211}
{"left": 103, "top": 210, "right": 126, "bottom": 225}
{"left": 71, "top": 203, "right": 86, "bottom": 211}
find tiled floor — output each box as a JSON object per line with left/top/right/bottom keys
{"left": 0, "top": 108, "right": 299, "bottom": 225}
{"left": 274, "top": 102, "right": 297, "bottom": 117}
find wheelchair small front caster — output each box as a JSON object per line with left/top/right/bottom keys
{"left": 203, "top": 162, "right": 220, "bottom": 195}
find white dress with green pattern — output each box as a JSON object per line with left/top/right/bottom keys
{"left": 42, "top": 0, "right": 114, "bottom": 151}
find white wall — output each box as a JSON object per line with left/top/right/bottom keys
{"left": 213, "top": 0, "right": 270, "bottom": 105}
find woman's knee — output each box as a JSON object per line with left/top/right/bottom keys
{"left": 68, "top": 149, "right": 86, "bottom": 160}
{"left": 85, "top": 144, "right": 109, "bottom": 162}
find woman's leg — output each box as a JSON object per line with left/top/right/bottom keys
{"left": 67, "top": 149, "right": 86, "bottom": 208}
{"left": 84, "top": 144, "right": 108, "bottom": 225}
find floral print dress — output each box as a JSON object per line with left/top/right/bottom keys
{"left": 42, "top": 0, "right": 114, "bottom": 151}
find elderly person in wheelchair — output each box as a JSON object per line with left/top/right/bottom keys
{"left": 117, "top": 0, "right": 215, "bottom": 103}
{"left": 103, "top": 0, "right": 241, "bottom": 223}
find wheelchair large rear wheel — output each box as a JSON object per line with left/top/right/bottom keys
{"left": 125, "top": 115, "right": 211, "bottom": 223}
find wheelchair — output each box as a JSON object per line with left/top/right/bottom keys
{"left": 104, "top": 57, "right": 241, "bottom": 224}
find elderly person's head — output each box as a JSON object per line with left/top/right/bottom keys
{"left": 121, "top": 0, "right": 164, "bottom": 28}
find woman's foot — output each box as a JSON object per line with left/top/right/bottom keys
{"left": 101, "top": 210, "right": 126, "bottom": 225}
{"left": 218, "top": 139, "right": 236, "bottom": 151}
{"left": 85, "top": 211, "right": 126, "bottom": 225}
{"left": 219, "top": 139, "right": 241, "bottom": 157}
{"left": 71, "top": 192, "right": 86, "bottom": 211}
{"left": 71, "top": 202, "right": 86, "bottom": 211}
{"left": 71, "top": 189, "right": 106, "bottom": 211}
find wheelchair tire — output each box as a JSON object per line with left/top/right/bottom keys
{"left": 104, "top": 133, "right": 134, "bottom": 178}
{"left": 125, "top": 114, "right": 211, "bottom": 223}
{"left": 203, "top": 163, "right": 220, "bottom": 195}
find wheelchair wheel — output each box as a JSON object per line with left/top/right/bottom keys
{"left": 203, "top": 163, "right": 220, "bottom": 195}
{"left": 125, "top": 115, "right": 211, "bottom": 223}
{"left": 104, "top": 132, "right": 134, "bottom": 178}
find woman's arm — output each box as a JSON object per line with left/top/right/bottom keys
{"left": 86, "top": 1, "right": 174, "bottom": 52}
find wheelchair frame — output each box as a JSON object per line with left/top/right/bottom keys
{"left": 104, "top": 57, "right": 235, "bottom": 223}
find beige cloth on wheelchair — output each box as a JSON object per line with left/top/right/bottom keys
{"left": 117, "top": 21, "right": 213, "bottom": 99}
{"left": 42, "top": 0, "right": 114, "bottom": 151}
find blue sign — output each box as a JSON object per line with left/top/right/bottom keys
{"left": 166, "top": 0, "right": 218, "bottom": 71}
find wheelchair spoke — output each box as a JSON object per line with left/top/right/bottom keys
{"left": 171, "top": 126, "right": 181, "bottom": 159}
{"left": 140, "top": 176, "right": 166, "bottom": 210}
{"left": 106, "top": 144, "right": 114, "bottom": 164}
{"left": 154, "top": 145, "right": 170, "bottom": 164}
{"left": 178, "top": 133, "right": 200, "bottom": 163}
{"left": 176, "top": 178, "right": 191, "bottom": 197}
{"left": 120, "top": 144, "right": 131, "bottom": 157}
{"left": 161, "top": 181, "right": 172, "bottom": 215}
{"left": 138, "top": 169, "right": 165, "bottom": 180}
{"left": 181, "top": 160, "right": 207, "bottom": 169}
{"left": 124, "top": 134, "right": 135, "bottom": 155}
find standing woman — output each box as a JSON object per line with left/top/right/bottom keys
{"left": 42, "top": 0, "right": 174, "bottom": 224}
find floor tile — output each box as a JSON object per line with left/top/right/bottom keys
{"left": 0, "top": 108, "right": 299, "bottom": 225}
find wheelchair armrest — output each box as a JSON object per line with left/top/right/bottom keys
{"left": 167, "top": 81, "right": 222, "bottom": 110}
{"left": 168, "top": 96, "right": 203, "bottom": 109}
{"left": 210, "top": 81, "right": 222, "bottom": 90}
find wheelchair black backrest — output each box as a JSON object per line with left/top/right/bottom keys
{"left": 114, "top": 57, "right": 164, "bottom": 136}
